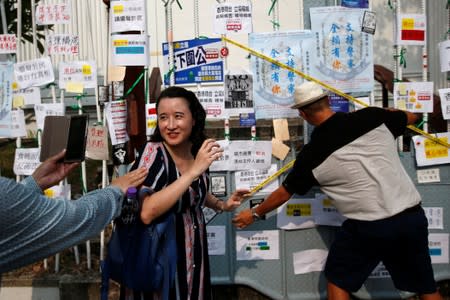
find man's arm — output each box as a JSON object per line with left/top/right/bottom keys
{"left": 232, "top": 185, "right": 292, "bottom": 229}
{"left": 0, "top": 168, "right": 147, "bottom": 273}
{"left": 385, "top": 107, "right": 421, "bottom": 126}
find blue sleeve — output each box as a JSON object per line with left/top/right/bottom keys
{"left": 0, "top": 176, "right": 123, "bottom": 273}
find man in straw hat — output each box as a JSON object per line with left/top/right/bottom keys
{"left": 233, "top": 81, "right": 442, "bottom": 300}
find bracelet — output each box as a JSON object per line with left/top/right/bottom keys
{"left": 214, "top": 198, "right": 223, "bottom": 214}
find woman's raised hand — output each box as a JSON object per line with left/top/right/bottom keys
{"left": 190, "top": 139, "right": 223, "bottom": 178}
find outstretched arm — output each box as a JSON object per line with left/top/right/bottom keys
{"left": 232, "top": 185, "right": 292, "bottom": 229}
{"left": 205, "top": 189, "right": 250, "bottom": 213}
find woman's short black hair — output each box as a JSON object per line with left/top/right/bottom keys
{"left": 150, "top": 86, "right": 207, "bottom": 156}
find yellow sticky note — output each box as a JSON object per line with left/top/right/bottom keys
{"left": 12, "top": 96, "right": 25, "bottom": 108}
{"left": 12, "top": 81, "right": 18, "bottom": 90}
{"left": 271, "top": 138, "right": 290, "bottom": 161}
{"left": 113, "top": 40, "right": 128, "bottom": 47}
{"left": 82, "top": 65, "right": 92, "bottom": 75}
{"left": 66, "top": 82, "right": 84, "bottom": 93}
{"left": 273, "top": 118, "right": 290, "bottom": 141}
{"left": 113, "top": 4, "right": 124, "bottom": 14}
{"left": 402, "top": 18, "right": 415, "bottom": 30}
{"left": 108, "top": 65, "right": 126, "bottom": 82}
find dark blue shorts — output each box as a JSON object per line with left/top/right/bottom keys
{"left": 324, "top": 205, "right": 437, "bottom": 294}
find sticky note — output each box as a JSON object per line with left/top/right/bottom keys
{"left": 273, "top": 118, "right": 290, "bottom": 141}
{"left": 66, "top": 82, "right": 84, "bottom": 93}
{"left": 12, "top": 96, "right": 25, "bottom": 108}
{"left": 271, "top": 138, "right": 290, "bottom": 160}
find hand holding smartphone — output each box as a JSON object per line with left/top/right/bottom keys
{"left": 40, "top": 115, "right": 89, "bottom": 162}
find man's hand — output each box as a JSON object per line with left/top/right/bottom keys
{"left": 32, "top": 150, "right": 79, "bottom": 191}
{"left": 232, "top": 208, "right": 254, "bottom": 229}
{"left": 111, "top": 167, "right": 148, "bottom": 194}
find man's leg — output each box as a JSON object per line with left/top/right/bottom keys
{"left": 419, "top": 291, "right": 442, "bottom": 300}
{"left": 327, "top": 281, "right": 350, "bottom": 300}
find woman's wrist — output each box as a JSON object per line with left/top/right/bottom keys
{"left": 214, "top": 198, "right": 224, "bottom": 213}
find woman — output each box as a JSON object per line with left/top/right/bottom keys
{"left": 123, "top": 86, "right": 248, "bottom": 299}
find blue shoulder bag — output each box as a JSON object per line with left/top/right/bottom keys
{"left": 101, "top": 191, "right": 178, "bottom": 300}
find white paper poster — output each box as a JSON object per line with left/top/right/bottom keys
{"left": 111, "top": 34, "right": 149, "bottom": 66}
{"left": 423, "top": 207, "right": 444, "bottom": 230}
{"left": 85, "top": 125, "right": 109, "bottom": 161}
{"left": 250, "top": 31, "right": 311, "bottom": 119}
{"left": 0, "top": 62, "right": 13, "bottom": 137}
{"left": 412, "top": 133, "right": 450, "bottom": 167}
{"left": 429, "top": 233, "right": 449, "bottom": 264}
{"left": 46, "top": 34, "right": 79, "bottom": 55}
{"left": 36, "top": 2, "right": 71, "bottom": 25}
{"left": 12, "top": 87, "right": 41, "bottom": 107}
{"left": 213, "top": 2, "right": 252, "bottom": 34}
{"left": 277, "top": 195, "right": 315, "bottom": 230}
{"left": 210, "top": 140, "right": 272, "bottom": 171}
{"left": 313, "top": 193, "right": 347, "bottom": 227}
{"left": 310, "top": 6, "right": 374, "bottom": 93}
{"left": 234, "top": 164, "right": 279, "bottom": 194}
{"left": 396, "top": 14, "right": 426, "bottom": 46}
{"left": 236, "top": 230, "right": 279, "bottom": 260}
{"left": 438, "top": 88, "right": 450, "bottom": 120}
{"left": 209, "top": 140, "right": 231, "bottom": 171}
{"left": 14, "top": 57, "right": 55, "bottom": 89}
{"left": 207, "top": 225, "right": 226, "bottom": 256}
{"left": 394, "top": 82, "right": 434, "bottom": 113}
{"left": 34, "top": 103, "right": 64, "bottom": 131}
{"left": 293, "top": 249, "right": 328, "bottom": 275}
{"left": 10, "top": 109, "right": 27, "bottom": 138}
{"left": 145, "top": 103, "right": 157, "bottom": 136}
{"left": 105, "top": 100, "right": 129, "bottom": 145}
{"left": 110, "top": 0, "right": 146, "bottom": 33}
{"left": 439, "top": 40, "right": 450, "bottom": 73}
{"left": 13, "top": 148, "right": 41, "bottom": 176}
{"left": 0, "top": 34, "right": 17, "bottom": 54}
{"left": 59, "top": 60, "right": 97, "bottom": 90}
{"left": 191, "top": 85, "right": 226, "bottom": 120}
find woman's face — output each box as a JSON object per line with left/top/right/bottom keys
{"left": 157, "top": 97, "right": 195, "bottom": 148}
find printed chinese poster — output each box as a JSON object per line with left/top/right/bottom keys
{"left": 213, "top": 2, "right": 252, "bottom": 34}
{"left": 396, "top": 14, "right": 426, "bottom": 46}
{"left": 224, "top": 74, "right": 254, "bottom": 117}
{"left": 250, "top": 30, "right": 313, "bottom": 119}
{"left": 412, "top": 133, "right": 450, "bottom": 167}
{"left": 438, "top": 88, "right": 450, "bottom": 120}
{"left": 110, "top": 0, "right": 146, "bottom": 33}
{"left": 163, "top": 38, "right": 224, "bottom": 85}
{"left": 236, "top": 230, "right": 279, "bottom": 260}
{"left": 0, "top": 63, "right": 13, "bottom": 137}
{"left": 309, "top": 6, "right": 374, "bottom": 93}
{"left": 276, "top": 195, "right": 315, "bottom": 230}
{"left": 112, "top": 34, "right": 149, "bottom": 66}
{"left": 191, "top": 85, "right": 226, "bottom": 120}
{"left": 394, "top": 82, "right": 433, "bottom": 113}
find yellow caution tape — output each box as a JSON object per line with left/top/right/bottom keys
{"left": 222, "top": 36, "right": 450, "bottom": 149}
{"left": 222, "top": 36, "right": 450, "bottom": 197}
{"left": 247, "top": 159, "right": 295, "bottom": 196}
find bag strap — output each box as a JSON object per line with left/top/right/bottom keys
{"left": 100, "top": 257, "right": 110, "bottom": 300}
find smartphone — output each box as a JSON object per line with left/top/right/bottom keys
{"left": 64, "top": 115, "right": 88, "bottom": 162}
{"left": 40, "top": 114, "right": 88, "bottom": 162}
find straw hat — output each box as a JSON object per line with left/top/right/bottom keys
{"left": 291, "top": 81, "right": 328, "bottom": 109}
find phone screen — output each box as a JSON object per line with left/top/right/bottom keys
{"left": 65, "top": 115, "right": 88, "bottom": 162}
